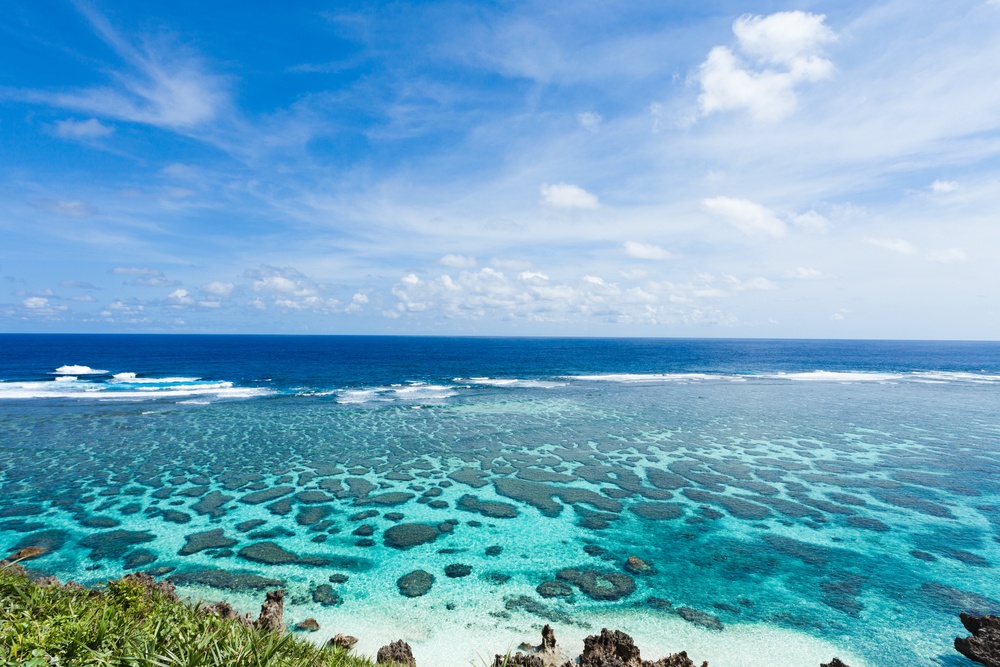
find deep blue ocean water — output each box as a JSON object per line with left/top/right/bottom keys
{"left": 2, "top": 335, "right": 1000, "bottom": 666}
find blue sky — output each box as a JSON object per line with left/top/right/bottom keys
{"left": 2, "top": 0, "right": 999, "bottom": 337}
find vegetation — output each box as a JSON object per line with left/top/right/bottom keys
{"left": 0, "top": 563, "right": 377, "bottom": 667}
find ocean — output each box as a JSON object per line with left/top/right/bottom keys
{"left": 2, "top": 334, "right": 999, "bottom": 666}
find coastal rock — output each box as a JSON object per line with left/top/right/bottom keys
{"left": 295, "top": 618, "right": 320, "bottom": 632}
{"left": 329, "top": 633, "right": 359, "bottom": 650}
{"left": 579, "top": 629, "right": 642, "bottom": 667}
{"left": 201, "top": 599, "right": 251, "bottom": 626}
{"left": 955, "top": 612, "right": 1000, "bottom": 666}
{"left": 398, "top": 570, "right": 435, "bottom": 597}
{"left": 377, "top": 639, "right": 416, "bottom": 666}
{"left": 820, "top": 660, "right": 851, "bottom": 667}
{"left": 255, "top": 589, "right": 285, "bottom": 633}
{"left": 122, "top": 572, "right": 179, "bottom": 602}
{"left": 493, "top": 654, "right": 543, "bottom": 667}
{"left": 542, "top": 624, "right": 557, "bottom": 651}
{"left": 8, "top": 546, "right": 46, "bottom": 561}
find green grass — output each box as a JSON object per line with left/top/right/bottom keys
{"left": 0, "top": 564, "right": 378, "bottom": 667}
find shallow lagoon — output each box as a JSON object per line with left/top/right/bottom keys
{"left": 2, "top": 336, "right": 1000, "bottom": 666}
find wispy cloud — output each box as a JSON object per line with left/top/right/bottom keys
{"left": 703, "top": 197, "right": 786, "bottom": 238}
{"left": 540, "top": 183, "right": 599, "bottom": 209}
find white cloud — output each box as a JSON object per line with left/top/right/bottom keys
{"left": 53, "top": 118, "right": 113, "bottom": 140}
{"left": 518, "top": 271, "right": 549, "bottom": 281}
{"left": 245, "top": 265, "right": 341, "bottom": 312}
{"left": 724, "top": 275, "right": 777, "bottom": 291}
{"left": 703, "top": 196, "right": 786, "bottom": 237}
{"left": 791, "top": 210, "right": 830, "bottom": 233}
{"left": 540, "top": 183, "right": 599, "bottom": 209}
{"left": 201, "top": 281, "right": 235, "bottom": 297}
{"left": 786, "top": 266, "right": 824, "bottom": 279}
{"left": 41, "top": 200, "right": 96, "bottom": 217}
{"left": 167, "top": 288, "right": 193, "bottom": 305}
{"left": 623, "top": 241, "right": 672, "bottom": 260}
{"left": 926, "top": 248, "right": 968, "bottom": 262}
{"left": 930, "top": 179, "right": 959, "bottom": 193}
{"left": 578, "top": 112, "right": 603, "bottom": 130}
{"left": 24, "top": 297, "right": 50, "bottom": 309}
{"left": 440, "top": 254, "right": 476, "bottom": 268}
{"left": 32, "top": 6, "right": 227, "bottom": 130}
{"left": 112, "top": 266, "right": 161, "bottom": 276}
{"left": 867, "top": 237, "right": 917, "bottom": 254}
{"left": 697, "top": 11, "right": 835, "bottom": 122}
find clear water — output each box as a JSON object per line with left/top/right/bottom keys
{"left": 2, "top": 335, "right": 999, "bottom": 666}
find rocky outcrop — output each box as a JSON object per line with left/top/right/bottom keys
{"left": 955, "top": 612, "right": 1000, "bottom": 666}
{"left": 255, "top": 589, "right": 285, "bottom": 633}
{"left": 200, "top": 599, "right": 252, "bottom": 627}
{"left": 496, "top": 624, "right": 561, "bottom": 667}
{"left": 541, "top": 624, "right": 556, "bottom": 652}
{"left": 574, "top": 629, "right": 707, "bottom": 667}
{"left": 377, "top": 639, "right": 416, "bottom": 666}
{"left": 122, "top": 572, "right": 179, "bottom": 602}
{"left": 820, "top": 660, "right": 850, "bottom": 667}
{"left": 328, "top": 633, "right": 359, "bottom": 650}
{"left": 580, "top": 629, "right": 642, "bottom": 667}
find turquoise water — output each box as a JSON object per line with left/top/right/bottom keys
{"left": 2, "top": 336, "right": 1000, "bottom": 665}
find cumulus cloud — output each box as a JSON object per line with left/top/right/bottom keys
{"left": 926, "top": 248, "right": 968, "bottom": 262}
{"left": 440, "top": 254, "right": 476, "bottom": 268}
{"left": 167, "top": 288, "right": 193, "bottom": 305}
{"left": 53, "top": 118, "right": 113, "bottom": 139}
{"left": 540, "top": 183, "right": 599, "bottom": 209}
{"left": 697, "top": 11, "right": 836, "bottom": 122}
{"left": 867, "top": 237, "right": 917, "bottom": 254}
{"left": 201, "top": 281, "right": 235, "bottom": 297}
{"left": 21, "top": 297, "right": 67, "bottom": 315}
{"left": 245, "top": 265, "right": 341, "bottom": 312}
{"left": 703, "top": 196, "right": 786, "bottom": 237}
{"left": 387, "top": 266, "right": 764, "bottom": 326}
{"left": 623, "top": 241, "right": 673, "bottom": 260}
{"left": 930, "top": 180, "right": 959, "bottom": 193}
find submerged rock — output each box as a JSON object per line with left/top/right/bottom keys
{"left": 675, "top": 607, "right": 724, "bottom": 632}
{"left": 80, "top": 530, "right": 155, "bottom": 560}
{"left": 170, "top": 568, "right": 284, "bottom": 591}
{"left": 123, "top": 549, "right": 158, "bottom": 570}
{"left": 955, "top": 612, "right": 1000, "bottom": 666}
{"left": 445, "top": 563, "right": 472, "bottom": 578}
{"left": 384, "top": 523, "right": 439, "bottom": 549}
{"left": 311, "top": 583, "right": 341, "bottom": 606}
{"left": 179, "top": 529, "right": 237, "bottom": 556}
{"left": 624, "top": 556, "right": 654, "bottom": 575}
{"left": 397, "top": 570, "right": 434, "bottom": 597}
{"left": 377, "top": 639, "right": 416, "bottom": 666}
{"left": 238, "top": 542, "right": 298, "bottom": 565}
{"left": 556, "top": 568, "right": 636, "bottom": 601}
{"left": 537, "top": 580, "right": 573, "bottom": 598}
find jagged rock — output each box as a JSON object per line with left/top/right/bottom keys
{"left": 820, "top": 660, "right": 850, "bottom": 667}
{"left": 201, "top": 600, "right": 253, "bottom": 627}
{"left": 9, "top": 546, "right": 46, "bottom": 561}
{"left": 646, "top": 654, "right": 707, "bottom": 667}
{"left": 122, "top": 572, "right": 179, "bottom": 602}
{"left": 955, "top": 612, "right": 1000, "bottom": 667}
{"left": 0, "top": 560, "right": 27, "bottom": 577}
{"left": 493, "top": 654, "right": 543, "bottom": 667}
{"left": 255, "top": 589, "right": 285, "bottom": 632}
{"left": 542, "top": 624, "right": 556, "bottom": 651}
{"left": 329, "top": 633, "right": 359, "bottom": 650}
{"left": 295, "top": 618, "right": 320, "bottom": 632}
{"left": 33, "top": 576, "right": 62, "bottom": 587}
{"left": 580, "top": 629, "right": 643, "bottom": 667}
{"left": 377, "top": 639, "right": 416, "bottom": 666}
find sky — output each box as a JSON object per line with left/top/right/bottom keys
{"left": 2, "top": 0, "right": 999, "bottom": 338}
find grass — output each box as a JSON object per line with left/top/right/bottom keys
{"left": 0, "top": 563, "right": 379, "bottom": 667}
